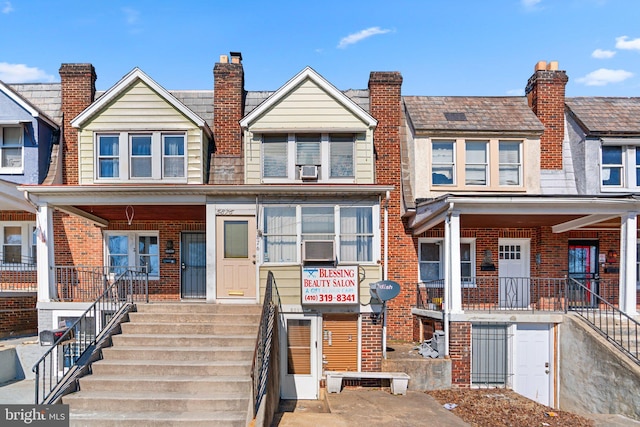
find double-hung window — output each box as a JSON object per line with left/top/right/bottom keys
{"left": 418, "top": 238, "right": 475, "bottom": 285}
{"left": 96, "top": 132, "right": 186, "bottom": 181}
{"left": 0, "top": 223, "right": 36, "bottom": 265}
{"left": 432, "top": 141, "right": 455, "bottom": 185}
{"left": 0, "top": 126, "right": 23, "bottom": 172}
{"left": 262, "top": 204, "right": 375, "bottom": 264}
{"left": 465, "top": 141, "right": 488, "bottom": 185}
{"left": 600, "top": 144, "right": 640, "bottom": 190}
{"left": 261, "top": 133, "right": 356, "bottom": 182}
{"left": 105, "top": 232, "right": 159, "bottom": 278}
{"left": 498, "top": 141, "right": 521, "bottom": 186}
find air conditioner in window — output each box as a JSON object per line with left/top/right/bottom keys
{"left": 300, "top": 165, "right": 318, "bottom": 181}
{"left": 302, "top": 240, "right": 335, "bottom": 263}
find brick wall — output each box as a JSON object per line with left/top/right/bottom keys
{"left": 369, "top": 71, "right": 417, "bottom": 342}
{"left": 360, "top": 313, "right": 383, "bottom": 371}
{"left": 525, "top": 61, "right": 568, "bottom": 170}
{"left": 449, "top": 321, "right": 471, "bottom": 388}
{"left": 0, "top": 293, "right": 37, "bottom": 338}
{"left": 59, "top": 63, "right": 96, "bottom": 185}
{"left": 213, "top": 56, "right": 244, "bottom": 156}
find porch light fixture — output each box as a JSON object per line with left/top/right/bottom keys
{"left": 606, "top": 250, "right": 618, "bottom": 264}
{"left": 165, "top": 240, "right": 175, "bottom": 254}
{"left": 481, "top": 249, "right": 495, "bottom": 271}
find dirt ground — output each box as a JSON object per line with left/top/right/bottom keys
{"left": 427, "top": 388, "right": 595, "bottom": 427}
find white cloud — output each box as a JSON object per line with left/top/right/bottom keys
{"left": 615, "top": 36, "right": 640, "bottom": 51}
{"left": 521, "top": 0, "right": 542, "bottom": 10}
{"left": 576, "top": 68, "right": 634, "bottom": 86}
{"left": 122, "top": 7, "right": 139, "bottom": 25}
{"left": 0, "top": 63, "right": 54, "bottom": 83}
{"left": 592, "top": 49, "right": 616, "bottom": 59}
{"left": 338, "top": 27, "right": 391, "bottom": 49}
{"left": 2, "top": 1, "right": 13, "bottom": 13}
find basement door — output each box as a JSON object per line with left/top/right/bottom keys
{"left": 321, "top": 314, "right": 358, "bottom": 373}
{"left": 513, "top": 323, "right": 552, "bottom": 406}
{"left": 181, "top": 232, "right": 206, "bottom": 299}
{"left": 498, "top": 239, "right": 530, "bottom": 308}
{"left": 280, "top": 314, "right": 319, "bottom": 400}
{"left": 215, "top": 216, "right": 256, "bottom": 299}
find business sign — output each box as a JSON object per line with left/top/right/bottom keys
{"left": 302, "top": 265, "right": 359, "bottom": 305}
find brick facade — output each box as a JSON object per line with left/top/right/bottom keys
{"left": 59, "top": 63, "right": 96, "bottom": 185}
{"left": 213, "top": 54, "right": 244, "bottom": 156}
{"left": 369, "top": 71, "right": 417, "bottom": 342}
{"left": 0, "top": 293, "right": 37, "bottom": 338}
{"left": 525, "top": 61, "right": 568, "bottom": 170}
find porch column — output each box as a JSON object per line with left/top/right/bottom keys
{"left": 619, "top": 212, "right": 637, "bottom": 315}
{"left": 205, "top": 203, "right": 217, "bottom": 303}
{"left": 36, "top": 204, "right": 55, "bottom": 302}
{"left": 445, "top": 210, "right": 463, "bottom": 314}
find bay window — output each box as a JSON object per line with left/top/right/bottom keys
{"left": 262, "top": 204, "right": 376, "bottom": 264}
{"left": 96, "top": 132, "right": 186, "bottom": 181}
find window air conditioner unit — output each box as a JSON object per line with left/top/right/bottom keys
{"left": 300, "top": 165, "right": 318, "bottom": 181}
{"left": 302, "top": 240, "right": 335, "bottom": 263}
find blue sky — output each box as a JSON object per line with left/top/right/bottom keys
{"left": 1, "top": 0, "right": 640, "bottom": 97}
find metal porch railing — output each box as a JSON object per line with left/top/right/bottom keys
{"left": 251, "top": 270, "right": 281, "bottom": 419}
{"left": 0, "top": 255, "right": 37, "bottom": 292}
{"left": 569, "top": 277, "right": 639, "bottom": 365}
{"left": 32, "top": 268, "right": 148, "bottom": 404}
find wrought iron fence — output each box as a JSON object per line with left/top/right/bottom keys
{"left": 251, "top": 271, "right": 281, "bottom": 418}
{"left": 416, "top": 277, "right": 568, "bottom": 312}
{"left": 33, "top": 268, "right": 148, "bottom": 404}
{"left": 0, "top": 255, "right": 37, "bottom": 292}
{"left": 569, "top": 277, "right": 639, "bottom": 365}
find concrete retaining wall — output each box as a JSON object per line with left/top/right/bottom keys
{"left": 0, "top": 346, "right": 18, "bottom": 384}
{"left": 382, "top": 357, "right": 451, "bottom": 391}
{"left": 559, "top": 314, "right": 640, "bottom": 420}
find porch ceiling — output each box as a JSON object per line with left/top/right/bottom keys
{"left": 458, "top": 214, "right": 620, "bottom": 229}
{"left": 73, "top": 205, "right": 206, "bottom": 222}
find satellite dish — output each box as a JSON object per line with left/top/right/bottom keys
{"left": 371, "top": 280, "right": 401, "bottom": 302}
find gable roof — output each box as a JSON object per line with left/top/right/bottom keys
{"left": 566, "top": 97, "right": 640, "bottom": 136}
{"left": 0, "top": 81, "right": 59, "bottom": 128}
{"left": 239, "top": 66, "right": 377, "bottom": 129}
{"left": 71, "top": 68, "right": 212, "bottom": 137}
{"left": 403, "top": 96, "right": 544, "bottom": 135}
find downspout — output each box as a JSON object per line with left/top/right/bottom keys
{"left": 384, "top": 191, "right": 390, "bottom": 280}
{"left": 443, "top": 202, "right": 454, "bottom": 358}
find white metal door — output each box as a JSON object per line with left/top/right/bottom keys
{"left": 513, "top": 323, "right": 551, "bottom": 406}
{"left": 280, "top": 314, "right": 319, "bottom": 400}
{"left": 498, "top": 239, "right": 530, "bottom": 308}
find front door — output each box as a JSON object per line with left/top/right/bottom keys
{"left": 280, "top": 314, "right": 319, "bottom": 399}
{"left": 498, "top": 239, "right": 530, "bottom": 308}
{"left": 513, "top": 323, "right": 552, "bottom": 406}
{"left": 181, "top": 232, "right": 206, "bottom": 299}
{"left": 568, "top": 241, "right": 599, "bottom": 307}
{"left": 216, "top": 216, "right": 256, "bottom": 299}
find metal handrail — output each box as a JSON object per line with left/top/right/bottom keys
{"left": 32, "top": 268, "right": 149, "bottom": 404}
{"left": 568, "top": 277, "right": 639, "bottom": 365}
{"left": 251, "top": 270, "right": 281, "bottom": 417}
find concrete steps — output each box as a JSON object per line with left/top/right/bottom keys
{"left": 64, "top": 303, "right": 261, "bottom": 426}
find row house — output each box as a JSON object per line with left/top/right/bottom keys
{"left": 18, "top": 54, "right": 401, "bottom": 401}
{"left": 401, "top": 61, "right": 640, "bottom": 407}
{"left": 0, "top": 79, "right": 60, "bottom": 336}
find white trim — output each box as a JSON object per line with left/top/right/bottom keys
{"left": 70, "top": 68, "right": 211, "bottom": 138}
{"left": 0, "top": 81, "right": 58, "bottom": 128}
{"left": 240, "top": 67, "right": 377, "bottom": 129}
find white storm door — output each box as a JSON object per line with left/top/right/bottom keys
{"left": 498, "top": 239, "right": 530, "bottom": 308}
{"left": 513, "top": 323, "right": 551, "bottom": 406}
{"left": 280, "top": 314, "right": 319, "bottom": 400}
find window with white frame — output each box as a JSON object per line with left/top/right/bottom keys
{"left": 105, "top": 232, "right": 159, "bottom": 278}
{"left": 432, "top": 140, "right": 455, "bottom": 185}
{"left": 465, "top": 141, "right": 488, "bottom": 185}
{"left": 498, "top": 141, "right": 521, "bottom": 186}
{"left": 0, "top": 126, "right": 23, "bottom": 172}
{"left": 418, "top": 238, "right": 475, "bottom": 284}
{"left": 0, "top": 223, "right": 36, "bottom": 265}
{"left": 262, "top": 204, "right": 375, "bottom": 264}
{"left": 261, "top": 133, "right": 356, "bottom": 181}
{"left": 601, "top": 144, "right": 640, "bottom": 189}
{"left": 96, "top": 132, "right": 186, "bottom": 181}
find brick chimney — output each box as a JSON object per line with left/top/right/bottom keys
{"left": 213, "top": 52, "right": 244, "bottom": 156}
{"left": 59, "top": 63, "right": 96, "bottom": 185}
{"left": 525, "top": 60, "right": 568, "bottom": 170}
{"left": 369, "top": 72, "right": 415, "bottom": 344}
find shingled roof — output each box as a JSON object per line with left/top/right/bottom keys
{"left": 403, "top": 96, "right": 544, "bottom": 134}
{"left": 8, "top": 83, "right": 62, "bottom": 125}
{"left": 565, "top": 97, "right": 640, "bottom": 136}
